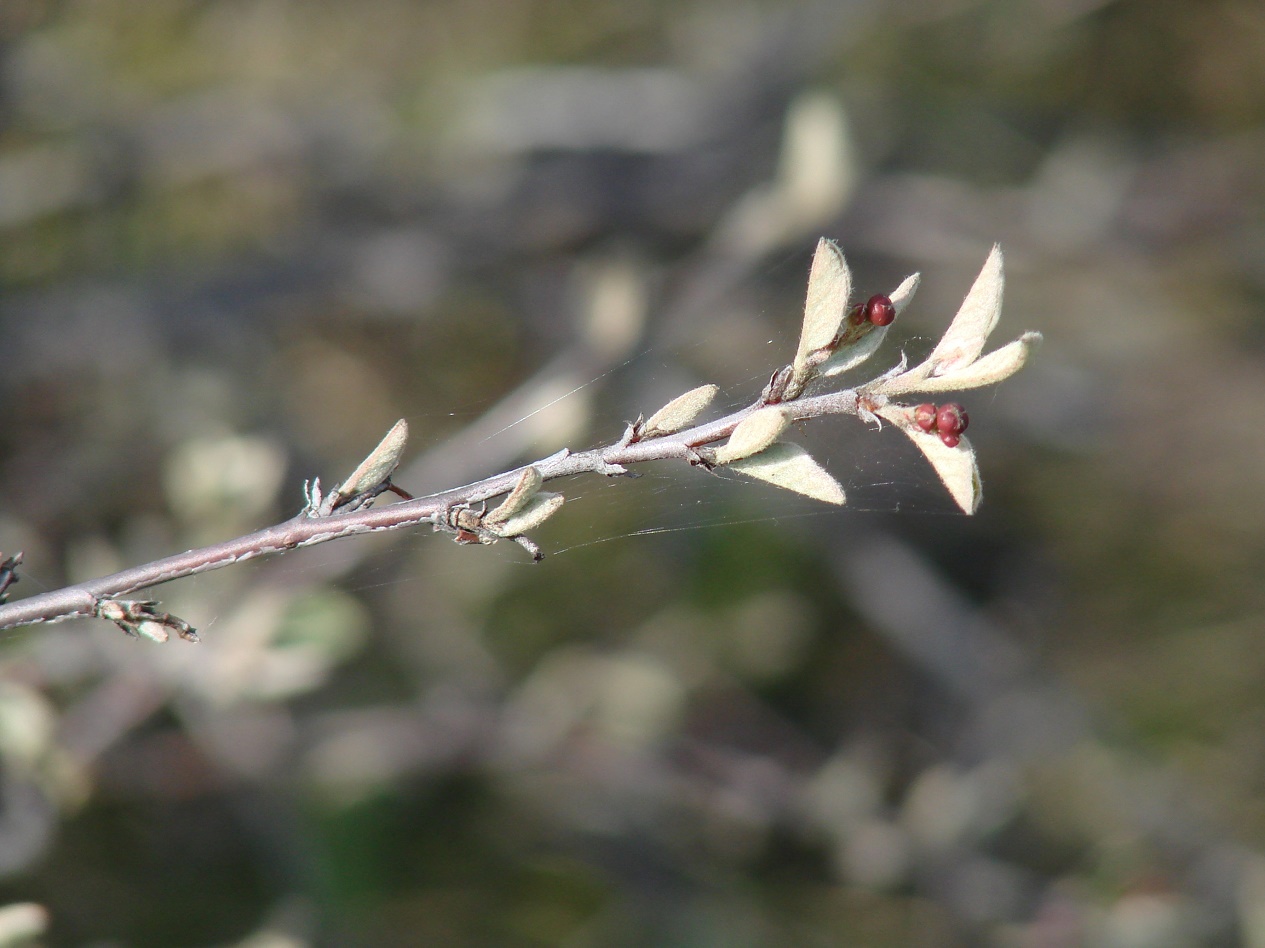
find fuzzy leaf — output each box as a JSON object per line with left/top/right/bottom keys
{"left": 487, "top": 466, "right": 543, "bottom": 524}
{"left": 643, "top": 384, "right": 719, "bottom": 437}
{"left": 726, "top": 442, "right": 846, "bottom": 505}
{"left": 819, "top": 324, "right": 888, "bottom": 378}
{"left": 890, "top": 332, "right": 1042, "bottom": 394}
{"left": 487, "top": 492, "right": 564, "bottom": 538}
{"left": 336, "top": 419, "right": 409, "bottom": 501}
{"left": 793, "top": 238, "right": 851, "bottom": 378}
{"left": 714, "top": 407, "right": 790, "bottom": 465}
{"left": 925, "top": 245, "right": 1004, "bottom": 374}
{"left": 818, "top": 272, "right": 918, "bottom": 380}
{"left": 877, "top": 405, "right": 982, "bottom": 514}
{"left": 888, "top": 272, "right": 921, "bottom": 315}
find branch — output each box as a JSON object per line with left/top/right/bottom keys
{"left": 0, "top": 389, "right": 855, "bottom": 633}
{"left": 0, "top": 240, "right": 1039, "bottom": 639}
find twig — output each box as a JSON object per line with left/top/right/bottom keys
{"left": 0, "top": 240, "right": 1038, "bottom": 639}
{"left": 0, "top": 389, "right": 853, "bottom": 633}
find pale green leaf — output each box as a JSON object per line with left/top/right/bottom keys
{"left": 643, "top": 384, "right": 719, "bottom": 437}
{"left": 793, "top": 238, "right": 851, "bottom": 377}
{"left": 714, "top": 407, "right": 790, "bottom": 465}
{"left": 487, "top": 466, "right": 543, "bottom": 524}
{"left": 892, "top": 332, "right": 1041, "bottom": 394}
{"left": 876, "top": 405, "right": 982, "bottom": 514}
{"left": 727, "top": 442, "right": 846, "bottom": 505}
{"left": 888, "top": 272, "right": 921, "bottom": 315}
{"left": 487, "top": 492, "right": 565, "bottom": 537}
{"left": 336, "top": 419, "right": 409, "bottom": 501}
{"left": 925, "top": 245, "right": 1004, "bottom": 374}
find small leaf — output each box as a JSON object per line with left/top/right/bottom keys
{"left": 819, "top": 324, "right": 889, "bottom": 378}
{"left": 876, "top": 405, "right": 981, "bottom": 514}
{"left": 487, "top": 492, "right": 564, "bottom": 538}
{"left": 890, "top": 332, "right": 1042, "bottom": 394}
{"left": 643, "top": 384, "right": 719, "bottom": 437}
{"left": 336, "top": 419, "right": 409, "bottom": 502}
{"left": 714, "top": 407, "right": 790, "bottom": 465}
{"left": 487, "top": 466, "right": 543, "bottom": 524}
{"left": 925, "top": 245, "right": 1004, "bottom": 374}
{"left": 793, "top": 238, "right": 851, "bottom": 378}
{"left": 888, "top": 272, "right": 921, "bottom": 315}
{"left": 818, "top": 272, "right": 918, "bottom": 381}
{"left": 727, "top": 442, "right": 846, "bottom": 505}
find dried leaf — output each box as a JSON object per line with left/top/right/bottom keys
{"left": 643, "top": 384, "right": 719, "bottom": 437}
{"left": 487, "top": 466, "right": 544, "bottom": 524}
{"left": 727, "top": 442, "right": 846, "bottom": 505}
{"left": 877, "top": 405, "right": 982, "bottom": 514}
{"left": 793, "top": 238, "right": 851, "bottom": 377}
{"left": 714, "top": 407, "right": 790, "bottom": 464}
{"left": 487, "top": 492, "right": 564, "bottom": 538}
{"left": 925, "top": 245, "right": 1004, "bottom": 374}
{"left": 336, "top": 419, "right": 409, "bottom": 501}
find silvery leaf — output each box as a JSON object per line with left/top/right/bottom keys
{"left": 925, "top": 244, "right": 1004, "bottom": 375}
{"left": 888, "top": 272, "right": 921, "bottom": 315}
{"left": 819, "top": 272, "right": 919, "bottom": 380}
{"left": 876, "top": 405, "right": 982, "bottom": 514}
{"left": 642, "top": 384, "right": 719, "bottom": 437}
{"left": 891, "top": 332, "right": 1041, "bottom": 394}
{"left": 714, "top": 407, "right": 791, "bottom": 464}
{"left": 487, "top": 492, "right": 565, "bottom": 538}
{"left": 793, "top": 238, "right": 851, "bottom": 379}
{"left": 487, "top": 466, "right": 543, "bottom": 524}
{"left": 727, "top": 442, "right": 846, "bottom": 505}
{"left": 819, "top": 324, "right": 889, "bottom": 378}
{"left": 336, "top": 419, "right": 409, "bottom": 502}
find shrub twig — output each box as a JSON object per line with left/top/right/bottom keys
{"left": 0, "top": 240, "right": 1038, "bottom": 640}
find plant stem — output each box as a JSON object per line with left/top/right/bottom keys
{"left": 0, "top": 388, "right": 860, "bottom": 632}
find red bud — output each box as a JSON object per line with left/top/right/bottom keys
{"left": 936, "top": 403, "right": 968, "bottom": 436}
{"left": 865, "top": 294, "right": 895, "bottom": 326}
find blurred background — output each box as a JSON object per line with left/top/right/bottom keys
{"left": 0, "top": 0, "right": 1263, "bottom": 945}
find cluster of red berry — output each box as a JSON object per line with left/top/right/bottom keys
{"left": 850, "top": 294, "right": 896, "bottom": 327}
{"left": 913, "top": 402, "right": 970, "bottom": 448}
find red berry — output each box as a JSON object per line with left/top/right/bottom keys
{"left": 865, "top": 294, "right": 895, "bottom": 326}
{"left": 936, "top": 403, "right": 968, "bottom": 436}
{"left": 939, "top": 431, "right": 961, "bottom": 448}
{"left": 913, "top": 403, "right": 938, "bottom": 433}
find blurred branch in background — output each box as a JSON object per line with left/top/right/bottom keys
{"left": 1, "top": 0, "right": 1265, "bottom": 946}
